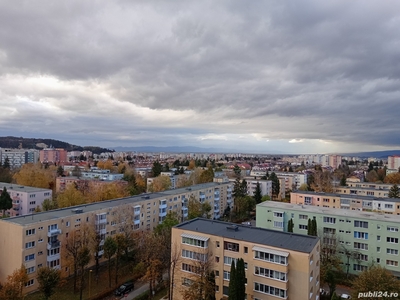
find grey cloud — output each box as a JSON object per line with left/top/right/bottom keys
{"left": 1, "top": 0, "right": 400, "bottom": 151}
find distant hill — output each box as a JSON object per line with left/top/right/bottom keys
{"left": 339, "top": 150, "right": 400, "bottom": 158}
{"left": 0, "top": 136, "right": 113, "bottom": 154}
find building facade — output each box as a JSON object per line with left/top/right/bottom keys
{"left": 0, "top": 148, "right": 39, "bottom": 168}
{"left": 256, "top": 201, "right": 400, "bottom": 277}
{"left": 388, "top": 155, "right": 400, "bottom": 170}
{"left": 39, "top": 148, "right": 68, "bottom": 164}
{"left": 0, "top": 183, "right": 52, "bottom": 217}
{"left": 290, "top": 191, "right": 400, "bottom": 215}
{"left": 172, "top": 218, "right": 320, "bottom": 300}
{"left": 0, "top": 182, "right": 232, "bottom": 294}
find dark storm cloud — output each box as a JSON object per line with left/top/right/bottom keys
{"left": 0, "top": 0, "right": 399, "bottom": 151}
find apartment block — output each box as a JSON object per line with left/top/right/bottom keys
{"left": 275, "top": 172, "right": 307, "bottom": 190}
{"left": 334, "top": 186, "right": 390, "bottom": 198}
{"left": 388, "top": 155, "right": 400, "bottom": 170}
{"left": 242, "top": 178, "right": 272, "bottom": 198}
{"left": 0, "top": 148, "right": 39, "bottom": 168}
{"left": 328, "top": 155, "right": 342, "bottom": 169}
{"left": 0, "top": 183, "right": 52, "bottom": 217}
{"left": 345, "top": 181, "right": 393, "bottom": 191}
{"left": 172, "top": 218, "right": 320, "bottom": 300}
{"left": 0, "top": 182, "right": 232, "bottom": 294}
{"left": 256, "top": 201, "right": 400, "bottom": 278}
{"left": 290, "top": 191, "right": 400, "bottom": 215}
{"left": 39, "top": 148, "right": 67, "bottom": 164}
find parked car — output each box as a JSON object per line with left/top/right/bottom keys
{"left": 341, "top": 294, "right": 351, "bottom": 299}
{"left": 114, "top": 281, "right": 134, "bottom": 296}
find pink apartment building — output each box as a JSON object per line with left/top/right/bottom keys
{"left": 39, "top": 148, "right": 67, "bottom": 164}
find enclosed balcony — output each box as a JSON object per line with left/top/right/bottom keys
{"left": 47, "top": 229, "right": 61, "bottom": 237}
{"left": 159, "top": 200, "right": 167, "bottom": 209}
{"left": 182, "top": 207, "right": 188, "bottom": 217}
{"left": 47, "top": 240, "right": 60, "bottom": 250}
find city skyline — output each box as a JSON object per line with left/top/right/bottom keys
{"left": 0, "top": 1, "right": 399, "bottom": 154}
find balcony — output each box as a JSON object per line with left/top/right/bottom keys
{"left": 47, "top": 253, "right": 60, "bottom": 262}
{"left": 96, "top": 218, "right": 107, "bottom": 224}
{"left": 47, "top": 229, "right": 61, "bottom": 237}
{"left": 97, "top": 250, "right": 104, "bottom": 256}
{"left": 159, "top": 201, "right": 167, "bottom": 209}
{"left": 214, "top": 212, "right": 220, "bottom": 219}
{"left": 182, "top": 207, "right": 188, "bottom": 217}
{"left": 99, "top": 228, "right": 106, "bottom": 235}
{"left": 199, "top": 193, "right": 206, "bottom": 201}
{"left": 134, "top": 209, "right": 141, "bottom": 216}
{"left": 214, "top": 204, "right": 219, "bottom": 210}
{"left": 159, "top": 209, "right": 167, "bottom": 217}
{"left": 134, "top": 218, "right": 140, "bottom": 225}
{"left": 47, "top": 241, "right": 61, "bottom": 250}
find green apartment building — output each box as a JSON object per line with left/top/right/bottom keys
{"left": 256, "top": 201, "right": 400, "bottom": 277}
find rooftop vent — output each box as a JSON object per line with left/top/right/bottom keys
{"left": 71, "top": 208, "right": 83, "bottom": 214}
{"left": 226, "top": 225, "right": 239, "bottom": 231}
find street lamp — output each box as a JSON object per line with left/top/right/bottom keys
{"left": 89, "top": 270, "right": 93, "bottom": 298}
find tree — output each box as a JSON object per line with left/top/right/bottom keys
{"left": 13, "top": 163, "right": 55, "bottom": 189}
{"left": 233, "top": 196, "right": 255, "bottom": 222}
{"left": 325, "top": 268, "right": 337, "bottom": 297}
{"left": 71, "top": 166, "right": 82, "bottom": 178}
{"left": 199, "top": 166, "right": 214, "bottom": 183}
{"left": 57, "top": 185, "right": 85, "bottom": 208}
{"left": 2, "top": 157, "right": 10, "bottom": 169}
{"left": 233, "top": 165, "right": 241, "bottom": 178}
{"left": 311, "top": 218, "right": 317, "bottom": 236}
{"left": 103, "top": 236, "right": 117, "bottom": 288}
{"left": 56, "top": 165, "right": 64, "bottom": 177}
{"left": 42, "top": 198, "right": 58, "bottom": 211}
{"left": 187, "top": 160, "right": 196, "bottom": 170}
{"left": 298, "top": 183, "right": 309, "bottom": 191}
{"left": 77, "top": 245, "right": 91, "bottom": 300}
{"left": 37, "top": 266, "right": 61, "bottom": 300}
{"left": 0, "top": 187, "right": 12, "bottom": 216}
{"left": 253, "top": 182, "right": 262, "bottom": 204}
{"left": 365, "top": 170, "right": 379, "bottom": 182}
{"left": 0, "top": 265, "right": 28, "bottom": 300}
{"left": 261, "top": 195, "right": 270, "bottom": 202}
{"left": 269, "top": 172, "right": 280, "bottom": 200}
{"left": 310, "top": 170, "right": 333, "bottom": 192}
{"left": 287, "top": 218, "right": 294, "bottom": 233}
{"left": 240, "top": 179, "right": 248, "bottom": 196}
{"left": 228, "top": 261, "right": 237, "bottom": 299}
{"left": 204, "top": 271, "right": 216, "bottom": 300}
{"left": 97, "top": 160, "right": 114, "bottom": 171}
{"left": 148, "top": 176, "right": 171, "bottom": 192}
{"left": 351, "top": 265, "right": 400, "bottom": 299}
{"left": 388, "top": 184, "right": 400, "bottom": 198}
{"left": 307, "top": 219, "right": 312, "bottom": 235}
{"left": 236, "top": 259, "right": 246, "bottom": 300}
{"left": 340, "top": 175, "right": 347, "bottom": 186}
{"left": 152, "top": 161, "right": 162, "bottom": 177}
{"left": 384, "top": 172, "right": 400, "bottom": 184}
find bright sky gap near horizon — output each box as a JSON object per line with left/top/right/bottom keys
{"left": 0, "top": 1, "right": 399, "bottom": 154}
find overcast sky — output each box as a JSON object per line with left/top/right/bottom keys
{"left": 0, "top": 0, "right": 399, "bottom": 154}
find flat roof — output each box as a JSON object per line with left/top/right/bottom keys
{"left": 293, "top": 191, "right": 399, "bottom": 202}
{"left": 257, "top": 201, "right": 400, "bottom": 223}
{"left": 0, "top": 182, "right": 51, "bottom": 193}
{"left": 0, "top": 182, "right": 229, "bottom": 226}
{"left": 175, "top": 218, "right": 319, "bottom": 254}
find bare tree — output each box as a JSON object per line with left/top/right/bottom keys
{"left": 169, "top": 243, "right": 182, "bottom": 300}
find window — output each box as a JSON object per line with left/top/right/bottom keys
{"left": 216, "top": 241, "right": 220, "bottom": 248}
{"left": 353, "top": 264, "right": 368, "bottom": 272}
{"left": 25, "top": 279, "right": 34, "bottom": 287}
{"left": 25, "top": 254, "right": 35, "bottom": 261}
{"left": 323, "top": 217, "right": 336, "bottom": 224}
{"left": 273, "top": 221, "right": 283, "bottom": 228}
{"left": 47, "top": 259, "right": 60, "bottom": 268}
{"left": 66, "top": 221, "right": 70, "bottom": 227}
{"left": 182, "top": 249, "right": 207, "bottom": 261}
{"left": 299, "top": 224, "right": 308, "bottom": 230}
{"left": 387, "top": 237, "right": 399, "bottom": 244}
{"left": 182, "top": 263, "right": 200, "bottom": 274}
{"left": 354, "top": 242, "right": 368, "bottom": 250}
{"left": 25, "top": 241, "right": 35, "bottom": 249}
{"left": 254, "top": 266, "right": 287, "bottom": 281}
{"left": 273, "top": 212, "right": 283, "bottom": 218}
{"left": 254, "top": 282, "right": 287, "bottom": 298}
{"left": 29, "top": 201, "right": 36, "bottom": 205}
{"left": 48, "top": 248, "right": 60, "bottom": 256}
{"left": 38, "top": 238, "right": 43, "bottom": 243}
{"left": 182, "top": 237, "right": 208, "bottom": 248}
{"left": 224, "top": 256, "right": 238, "bottom": 266}
{"left": 387, "top": 248, "right": 399, "bottom": 255}
{"left": 387, "top": 226, "right": 399, "bottom": 232}
{"left": 224, "top": 241, "right": 239, "bottom": 252}
{"left": 38, "top": 227, "right": 43, "bottom": 230}
{"left": 354, "top": 221, "right": 368, "bottom": 228}
{"left": 244, "top": 246, "right": 248, "bottom": 254}
{"left": 299, "top": 214, "right": 308, "bottom": 220}
{"left": 254, "top": 250, "right": 287, "bottom": 265}
{"left": 358, "top": 254, "right": 368, "bottom": 261}
{"left": 38, "top": 251, "right": 43, "bottom": 256}
{"left": 215, "top": 270, "right": 219, "bottom": 277}
{"left": 386, "top": 260, "right": 398, "bottom": 267}
{"left": 354, "top": 231, "right": 368, "bottom": 240}
{"left": 223, "top": 271, "right": 230, "bottom": 281}
{"left": 182, "top": 277, "right": 193, "bottom": 286}
{"left": 26, "top": 229, "right": 36, "bottom": 236}
{"left": 27, "top": 266, "right": 35, "bottom": 274}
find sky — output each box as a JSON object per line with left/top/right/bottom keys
{"left": 0, "top": 0, "right": 399, "bottom": 154}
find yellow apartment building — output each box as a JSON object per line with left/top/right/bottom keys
{"left": 0, "top": 182, "right": 232, "bottom": 294}
{"left": 172, "top": 218, "right": 320, "bottom": 300}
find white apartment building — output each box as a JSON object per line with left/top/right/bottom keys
{"left": 0, "top": 148, "right": 39, "bottom": 168}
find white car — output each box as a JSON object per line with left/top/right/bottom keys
{"left": 341, "top": 294, "right": 351, "bottom": 299}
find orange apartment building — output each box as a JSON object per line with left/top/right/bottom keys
{"left": 172, "top": 218, "right": 320, "bottom": 300}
